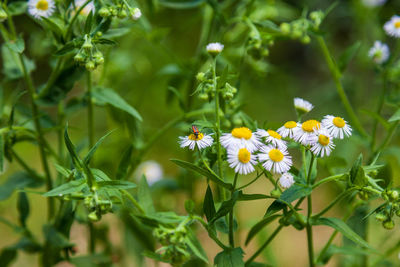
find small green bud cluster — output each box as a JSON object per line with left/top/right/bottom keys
{"left": 246, "top": 33, "right": 273, "bottom": 60}
{"left": 0, "top": 8, "right": 7, "bottom": 22}
{"left": 195, "top": 71, "right": 238, "bottom": 102}
{"left": 99, "top": 3, "right": 141, "bottom": 21}
{"left": 309, "top": 11, "right": 324, "bottom": 29}
{"left": 84, "top": 194, "right": 113, "bottom": 222}
{"left": 153, "top": 225, "right": 191, "bottom": 266}
{"left": 74, "top": 34, "right": 104, "bottom": 71}
{"left": 374, "top": 190, "right": 400, "bottom": 230}
{"left": 280, "top": 19, "right": 311, "bottom": 44}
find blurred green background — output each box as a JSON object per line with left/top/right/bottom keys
{"left": 2, "top": 0, "right": 400, "bottom": 266}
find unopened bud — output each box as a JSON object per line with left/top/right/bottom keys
{"left": 117, "top": 9, "right": 127, "bottom": 19}
{"left": 0, "top": 9, "right": 7, "bottom": 22}
{"left": 270, "top": 189, "right": 281, "bottom": 198}
{"left": 383, "top": 220, "right": 395, "bottom": 230}
{"left": 99, "top": 7, "right": 110, "bottom": 17}
{"left": 130, "top": 7, "right": 141, "bottom": 20}
{"left": 280, "top": 23, "right": 291, "bottom": 35}
{"left": 85, "top": 61, "right": 96, "bottom": 71}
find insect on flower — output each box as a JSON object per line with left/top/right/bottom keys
{"left": 179, "top": 125, "right": 213, "bottom": 150}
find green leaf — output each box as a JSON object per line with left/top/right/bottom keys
{"left": 116, "top": 145, "right": 133, "bottom": 180}
{"left": 97, "top": 180, "right": 136, "bottom": 190}
{"left": 138, "top": 176, "right": 155, "bottom": 214}
{"left": 186, "top": 229, "right": 208, "bottom": 263}
{"left": 238, "top": 192, "right": 273, "bottom": 201}
{"left": 338, "top": 42, "right": 361, "bottom": 73}
{"left": 84, "top": 130, "right": 114, "bottom": 165}
{"left": 64, "top": 125, "right": 83, "bottom": 168}
{"left": 203, "top": 185, "right": 216, "bottom": 222}
{"left": 92, "top": 87, "right": 142, "bottom": 121}
{"left": 42, "top": 18, "right": 64, "bottom": 41}
{"left": 245, "top": 214, "right": 280, "bottom": 245}
{"left": 171, "top": 159, "right": 232, "bottom": 190}
{"left": 54, "top": 41, "right": 79, "bottom": 56}
{"left": 184, "top": 199, "right": 195, "bottom": 213}
{"left": 102, "top": 28, "right": 131, "bottom": 39}
{"left": 17, "top": 192, "right": 30, "bottom": 227}
{"left": 53, "top": 163, "right": 72, "bottom": 177}
{"left": 84, "top": 11, "right": 93, "bottom": 33}
{"left": 94, "top": 38, "right": 117, "bottom": 45}
{"left": 253, "top": 20, "right": 280, "bottom": 32}
{"left": 210, "top": 191, "right": 239, "bottom": 224}
{"left": 214, "top": 247, "right": 244, "bottom": 267}
{"left": 0, "top": 134, "right": 4, "bottom": 173}
{"left": 158, "top": 0, "right": 206, "bottom": 9}
{"left": 349, "top": 154, "right": 367, "bottom": 187}
{"left": 264, "top": 200, "right": 287, "bottom": 217}
{"left": 43, "top": 224, "right": 74, "bottom": 249}
{"left": 313, "top": 217, "right": 371, "bottom": 249}
{"left": 279, "top": 184, "right": 312, "bottom": 203}
{"left": 7, "top": 1, "right": 27, "bottom": 15}
{"left": 0, "top": 172, "right": 43, "bottom": 200}
{"left": 0, "top": 247, "right": 17, "bottom": 267}
{"left": 43, "top": 180, "right": 86, "bottom": 197}
{"left": 388, "top": 108, "right": 400, "bottom": 122}
{"left": 6, "top": 37, "right": 25, "bottom": 54}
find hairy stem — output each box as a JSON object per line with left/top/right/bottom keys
{"left": 306, "top": 153, "right": 315, "bottom": 267}
{"left": 316, "top": 36, "right": 367, "bottom": 137}
{"left": 229, "top": 173, "right": 238, "bottom": 247}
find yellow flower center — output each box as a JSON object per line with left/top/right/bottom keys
{"left": 36, "top": 0, "right": 49, "bottom": 11}
{"left": 301, "top": 120, "right": 321, "bottom": 132}
{"left": 231, "top": 127, "right": 252, "bottom": 140}
{"left": 188, "top": 133, "right": 204, "bottom": 141}
{"left": 332, "top": 117, "right": 345, "bottom": 128}
{"left": 318, "top": 134, "right": 330, "bottom": 146}
{"left": 238, "top": 148, "right": 251, "bottom": 163}
{"left": 284, "top": 121, "right": 297, "bottom": 129}
{"left": 267, "top": 130, "right": 281, "bottom": 140}
{"left": 395, "top": 21, "right": 400, "bottom": 29}
{"left": 269, "top": 149, "right": 284, "bottom": 162}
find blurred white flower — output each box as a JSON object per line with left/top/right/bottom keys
{"left": 28, "top": 0, "right": 55, "bottom": 19}
{"left": 279, "top": 173, "right": 295, "bottom": 189}
{"left": 73, "top": 0, "right": 95, "bottom": 15}
{"left": 294, "top": 97, "right": 313, "bottom": 114}
{"left": 368, "top": 41, "right": 389, "bottom": 64}
{"left": 135, "top": 160, "right": 163, "bottom": 185}
{"left": 384, "top": 15, "right": 400, "bottom": 38}
{"left": 130, "top": 7, "right": 141, "bottom": 20}
{"left": 206, "top": 42, "right": 224, "bottom": 55}
{"left": 362, "top": 0, "right": 386, "bottom": 7}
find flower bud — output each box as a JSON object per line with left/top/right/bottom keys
{"left": 88, "top": 211, "right": 100, "bottom": 222}
{"left": 390, "top": 190, "right": 399, "bottom": 201}
{"left": 85, "top": 61, "right": 96, "bottom": 71}
{"left": 82, "top": 40, "right": 93, "bottom": 50}
{"left": 196, "top": 72, "right": 206, "bottom": 82}
{"left": 74, "top": 53, "right": 85, "bottom": 63}
{"left": 130, "top": 7, "right": 141, "bottom": 20}
{"left": 301, "top": 35, "right": 311, "bottom": 44}
{"left": 206, "top": 42, "right": 224, "bottom": 56}
{"left": 0, "top": 9, "right": 8, "bottom": 22}
{"left": 383, "top": 220, "right": 395, "bottom": 230}
{"left": 117, "top": 9, "right": 127, "bottom": 19}
{"left": 280, "top": 23, "right": 291, "bottom": 35}
{"left": 99, "top": 7, "right": 110, "bottom": 17}
{"left": 375, "top": 212, "right": 387, "bottom": 222}
{"left": 270, "top": 189, "right": 281, "bottom": 198}
{"left": 198, "top": 93, "right": 208, "bottom": 101}
{"left": 96, "top": 31, "right": 103, "bottom": 38}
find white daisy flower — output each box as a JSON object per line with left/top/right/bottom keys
{"left": 206, "top": 42, "right": 224, "bottom": 55}
{"left": 220, "top": 127, "right": 261, "bottom": 152}
{"left": 28, "top": 0, "right": 56, "bottom": 19}
{"left": 255, "top": 129, "right": 287, "bottom": 149}
{"left": 134, "top": 160, "right": 163, "bottom": 185}
{"left": 277, "top": 121, "right": 300, "bottom": 139}
{"left": 179, "top": 132, "right": 213, "bottom": 150}
{"left": 294, "top": 97, "right": 313, "bottom": 114}
{"left": 258, "top": 145, "right": 292, "bottom": 174}
{"left": 294, "top": 120, "right": 321, "bottom": 145}
{"left": 130, "top": 7, "right": 141, "bottom": 20}
{"left": 384, "top": 15, "right": 400, "bottom": 38}
{"left": 368, "top": 41, "right": 390, "bottom": 64}
{"left": 321, "top": 115, "right": 352, "bottom": 139}
{"left": 73, "top": 0, "right": 95, "bottom": 15}
{"left": 227, "top": 146, "right": 256, "bottom": 175}
{"left": 362, "top": 0, "right": 386, "bottom": 7}
{"left": 310, "top": 128, "right": 335, "bottom": 157}
{"left": 279, "top": 173, "right": 295, "bottom": 189}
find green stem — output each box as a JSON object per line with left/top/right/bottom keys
{"left": 306, "top": 153, "right": 315, "bottom": 267}
{"left": 316, "top": 36, "right": 367, "bottom": 137}
{"left": 245, "top": 225, "right": 283, "bottom": 266}
{"left": 10, "top": 149, "right": 43, "bottom": 181}
{"left": 65, "top": 0, "right": 92, "bottom": 40}
{"left": 193, "top": 216, "right": 228, "bottom": 250}
{"left": 122, "top": 190, "right": 145, "bottom": 214}
{"left": 236, "top": 171, "right": 263, "bottom": 190}
{"left": 87, "top": 72, "right": 94, "bottom": 148}
{"left": 312, "top": 174, "right": 345, "bottom": 189}
{"left": 374, "top": 121, "right": 400, "bottom": 156}
{"left": 213, "top": 57, "right": 225, "bottom": 200}
{"left": 313, "top": 188, "right": 356, "bottom": 219}
{"left": 370, "top": 72, "right": 387, "bottom": 153}
{"left": 19, "top": 53, "right": 54, "bottom": 221}
{"left": 229, "top": 173, "right": 238, "bottom": 247}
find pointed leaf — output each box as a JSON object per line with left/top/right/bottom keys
{"left": 116, "top": 145, "right": 133, "bottom": 180}
{"left": 17, "top": 192, "right": 30, "bottom": 227}
{"left": 203, "top": 185, "right": 216, "bottom": 222}
{"left": 214, "top": 247, "right": 244, "bottom": 267}
{"left": 43, "top": 180, "right": 86, "bottom": 197}
{"left": 186, "top": 229, "right": 208, "bottom": 263}
{"left": 97, "top": 180, "right": 136, "bottom": 190}
{"left": 84, "top": 130, "right": 114, "bottom": 165}
{"left": 138, "top": 176, "right": 155, "bottom": 214}
{"left": 279, "top": 184, "right": 312, "bottom": 203}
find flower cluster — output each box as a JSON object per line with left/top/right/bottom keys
{"left": 179, "top": 98, "right": 352, "bottom": 190}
